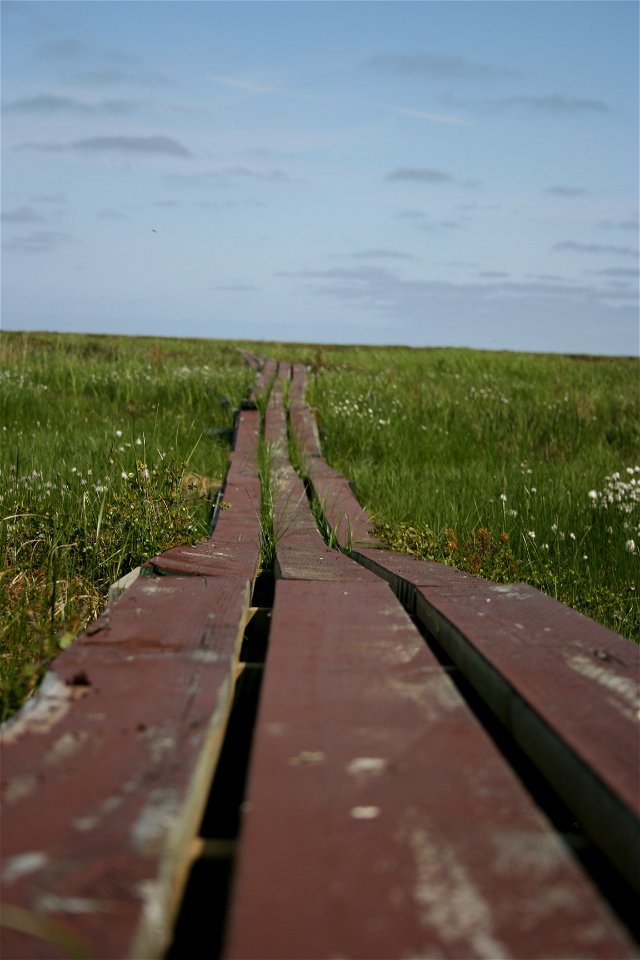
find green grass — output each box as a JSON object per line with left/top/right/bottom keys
{"left": 2, "top": 333, "right": 638, "bottom": 720}
{"left": 0, "top": 331, "right": 253, "bottom": 719}
{"left": 265, "top": 344, "right": 639, "bottom": 640}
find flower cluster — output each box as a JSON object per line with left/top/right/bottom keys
{"left": 587, "top": 466, "right": 640, "bottom": 515}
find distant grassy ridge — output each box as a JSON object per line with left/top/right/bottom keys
{"left": 1, "top": 332, "right": 638, "bottom": 719}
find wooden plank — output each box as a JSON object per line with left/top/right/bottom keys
{"left": 353, "top": 547, "right": 640, "bottom": 894}
{"left": 306, "top": 467, "right": 382, "bottom": 549}
{"left": 246, "top": 357, "right": 277, "bottom": 407}
{"left": 288, "top": 362, "right": 307, "bottom": 403}
{"left": 289, "top": 401, "right": 323, "bottom": 459}
{"left": 223, "top": 579, "right": 636, "bottom": 960}
{"left": 1, "top": 576, "right": 250, "bottom": 960}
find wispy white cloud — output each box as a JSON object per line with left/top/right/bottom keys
{"left": 394, "top": 107, "right": 468, "bottom": 127}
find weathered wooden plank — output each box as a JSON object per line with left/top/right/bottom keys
{"left": 223, "top": 579, "right": 635, "bottom": 960}
{"left": 1, "top": 576, "right": 250, "bottom": 959}
{"left": 288, "top": 362, "right": 307, "bottom": 403}
{"left": 246, "top": 357, "right": 277, "bottom": 407}
{"left": 289, "top": 401, "right": 323, "bottom": 459}
{"left": 353, "top": 547, "right": 640, "bottom": 894}
{"left": 239, "top": 350, "right": 264, "bottom": 372}
{"left": 306, "top": 468, "right": 382, "bottom": 549}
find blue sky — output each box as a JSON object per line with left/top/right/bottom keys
{"left": 2, "top": 1, "right": 638, "bottom": 355}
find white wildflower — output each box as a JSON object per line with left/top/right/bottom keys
{"left": 626, "top": 539, "right": 637, "bottom": 554}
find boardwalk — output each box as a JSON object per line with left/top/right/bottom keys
{"left": 1, "top": 356, "right": 638, "bottom": 959}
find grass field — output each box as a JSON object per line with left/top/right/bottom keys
{"left": 1, "top": 332, "right": 638, "bottom": 719}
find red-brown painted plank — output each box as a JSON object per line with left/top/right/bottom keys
{"left": 289, "top": 401, "right": 323, "bottom": 459}
{"left": 306, "top": 467, "right": 382, "bottom": 549}
{"left": 1, "top": 576, "right": 250, "bottom": 959}
{"left": 288, "top": 362, "right": 306, "bottom": 403}
{"left": 246, "top": 357, "right": 277, "bottom": 406}
{"left": 223, "top": 579, "right": 635, "bottom": 960}
{"left": 353, "top": 547, "right": 640, "bottom": 893}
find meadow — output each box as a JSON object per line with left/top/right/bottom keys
{"left": 1, "top": 332, "right": 638, "bottom": 719}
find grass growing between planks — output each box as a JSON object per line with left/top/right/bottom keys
{"left": 0, "top": 331, "right": 253, "bottom": 720}
{"left": 244, "top": 342, "right": 639, "bottom": 641}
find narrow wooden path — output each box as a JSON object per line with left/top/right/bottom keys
{"left": 1, "top": 356, "right": 638, "bottom": 959}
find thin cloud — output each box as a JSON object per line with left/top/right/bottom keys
{"left": 385, "top": 167, "right": 453, "bottom": 183}
{"left": 166, "top": 167, "right": 298, "bottom": 188}
{"left": 1, "top": 206, "right": 46, "bottom": 224}
{"left": 96, "top": 208, "right": 127, "bottom": 220}
{"left": 3, "top": 94, "right": 142, "bottom": 116}
{"left": 598, "top": 218, "right": 639, "bottom": 232}
{"left": 279, "top": 263, "right": 637, "bottom": 317}
{"left": 2, "top": 230, "right": 73, "bottom": 253}
{"left": 220, "top": 166, "right": 296, "bottom": 183}
{"left": 553, "top": 241, "right": 638, "bottom": 258}
{"left": 209, "top": 75, "right": 275, "bottom": 95}
{"left": 363, "top": 52, "right": 518, "bottom": 81}
{"left": 74, "top": 135, "right": 191, "bottom": 157}
{"left": 590, "top": 267, "right": 639, "bottom": 278}
{"left": 394, "top": 107, "right": 468, "bottom": 127}
{"left": 21, "top": 135, "right": 193, "bottom": 158}
{"left": 349, "top": 249, "right": 416, "bottom": 261}
{"left": 394, "top": 209, "right": 462, "bottom": 230}
{"left": 465, "top": 94, "right": 611, "bottom": 115}
{"left": 36, "top": 38, "right": 137, "bottom": 66}
{"left": 544, "top": 186, "right": 590, "bottom": 197}
{"left": 73, "top": 68, "right": 172, "bottom": 87}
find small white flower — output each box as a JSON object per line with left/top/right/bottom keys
{"left": 528, "top": 531, "right": 536, "bottom": 539}
{"left": 626, "top": 539, "right": 637, "bottom": 554}
{"left": 121, "top": 471, "right": 128, "bottom": 480}
{"left": 499, "top": 493, "right": 507, "bottom": 502}
{"left": 551, "top": 523, "right": 558, "bottom": 533}
{"left": 115, "top": 430, "right": 123, "bottom": 438}
{"left": 140, "top": 467, "right": 150, "bottom": 481}
{"left": 588, "top": 490, "right": 598, "bottom": 501}
{"left": 569, "top": 532, "right": 576, "bottom": 541}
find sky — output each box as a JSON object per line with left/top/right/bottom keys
{"left": 1, "top": 1, "right": 638, "bottom": 355}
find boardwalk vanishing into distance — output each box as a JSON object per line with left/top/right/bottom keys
{"left": 1, "top": 355, "right": 639, "bottom": 959}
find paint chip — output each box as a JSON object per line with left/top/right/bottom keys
{"left": 350, "top": 805, "right": 381, "bottom": 820}
{"left": 346, "top": 757, "right": 388, "bottom": 777}
{"left": 289, "top": 750, "right": 326, "bottom": 766}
